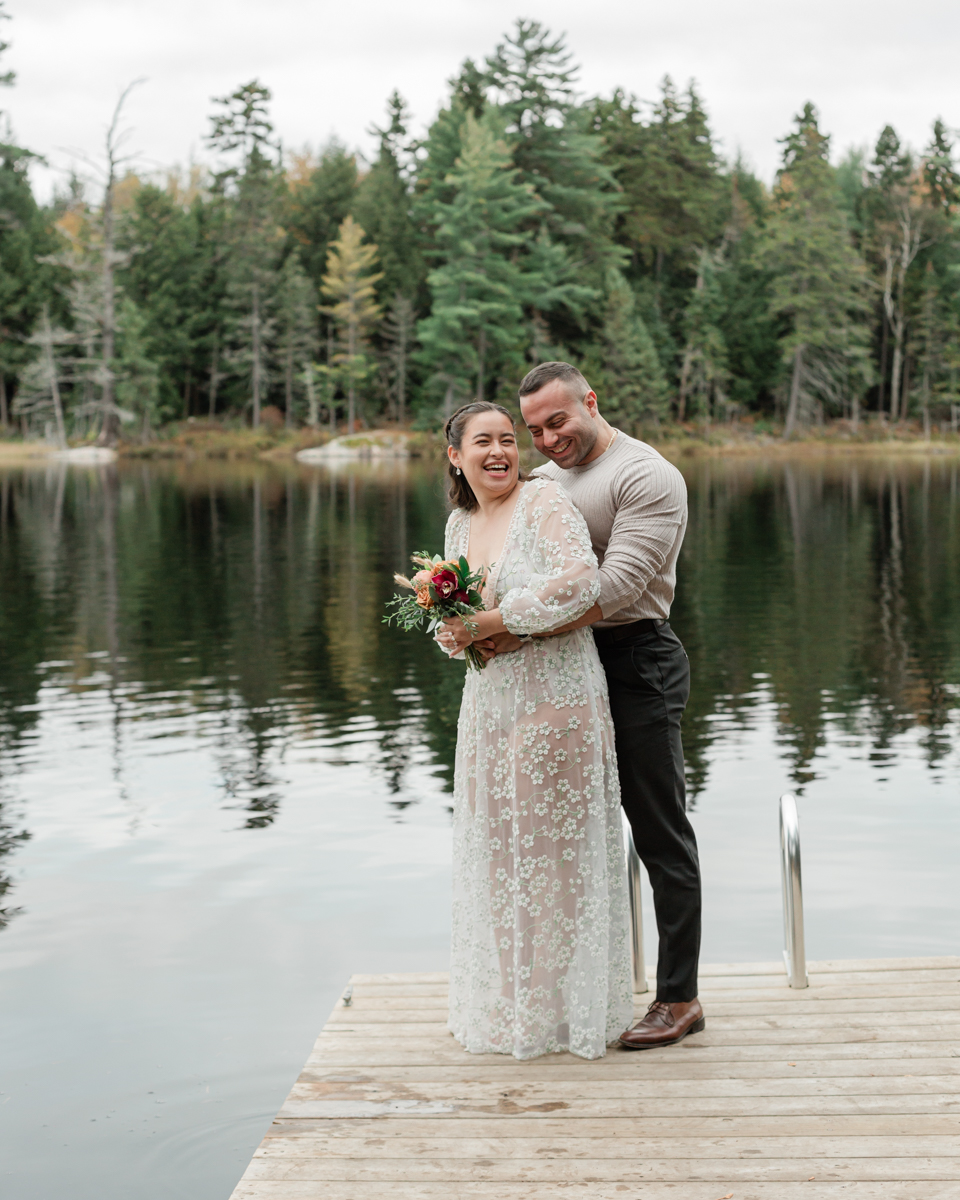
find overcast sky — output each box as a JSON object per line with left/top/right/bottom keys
{"left": 6, "top": 0, "right": 959, "bottom": 202}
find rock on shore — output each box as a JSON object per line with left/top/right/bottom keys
{"left": 296, "top": 431, "right": 410, "bottom": 462}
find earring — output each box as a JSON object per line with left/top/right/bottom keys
{"left": 456, "top": 467, "right": 461, "bottom": 475}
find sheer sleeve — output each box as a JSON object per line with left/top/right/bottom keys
{"left": 499, "top": 479, "right": 599, "bottom": 636}
{"left": 435, "top": 509, "right": 468, "bottom": 658}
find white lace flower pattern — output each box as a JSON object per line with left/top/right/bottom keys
{"left": 445, "top": 478, "right": 633, "bottom": 1060}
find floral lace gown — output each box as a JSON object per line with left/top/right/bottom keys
{"left": 443, "top": 477, "right": 632, "bottom": 1060}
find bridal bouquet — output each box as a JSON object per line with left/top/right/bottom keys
{"left": 384, "top": 553, "right": 488, "bottom": 671}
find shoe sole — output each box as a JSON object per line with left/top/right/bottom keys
{"left": 618, "top": 1015, "right": 706, "bottom": 1051}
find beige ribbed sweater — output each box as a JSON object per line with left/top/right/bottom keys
{"left": 532, "top": 431, "right": 687, "bottom": 627}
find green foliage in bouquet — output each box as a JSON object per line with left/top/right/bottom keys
{"left": 384, "top": 553, "right": 488, "bottom": 671}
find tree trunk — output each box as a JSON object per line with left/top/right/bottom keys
{"left": 889, "top": 331, "right": 904, "bottom": 422}
{"left": 901, "top": 354, "right": 912, "bottom": 421}
{"left": 304, "top": 365, "right": 317, "bottom": 427}
{"left": 347, "top": 314, "right": 357, "bottom": 431}
{"left": 397, "top": 336, "right": 406, "bottom": 427}
{"left": 396, "top": 297, "right": 410, "bottom": 426}
{"left": 208, "top": 337, "right": 220, "bottom": 419}
{"left": 41, "top": 307, "right": 67, "bottom": 450}
{"left": 94, "top": 85, "right": 141, "bottom": 448}
{"left": 677, "top": 345, "right": 693, "bottom": 422}
{"left": 922, "top": 369, "right": 931, "bottom": 440}
{"left": 327, "top": 331, "right": 336, "bottom": 434}
{"left": 251, "top": 283, "right": 262, "bottom": 428}
{"left": 783, "top": 345, "right": 804, "bottom": 437}
{"left": 284, "top": 347, "right": 293, "bottom": 428}
{"left": 97, "top": 172, "right": 119, "bottom": 446}
{"left": 476, "top": 329, "right": 486, "bottom": 402}
{"left": 0, "top": 374, "right": 8, "bottom": 430}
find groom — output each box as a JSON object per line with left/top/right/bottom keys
{"left": 485, "top": 361, "right": 703, "bottom": 1049}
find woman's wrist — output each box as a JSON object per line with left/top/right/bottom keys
{"left": 475, "top": 608, "right": 506, "bottom": 639}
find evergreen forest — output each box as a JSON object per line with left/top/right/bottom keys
{"left": 3, "top": 12, "right": 960, "bottom": 443}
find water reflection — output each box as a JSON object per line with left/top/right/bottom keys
{"left": 1, "top": 452, "right": 958, "bottom": 1200}
{"left": 675, "top": 455, "right": 960, "bottom": 796}
{"left": 0, "top": 459, "right": 462, "bottom": 922}
{"left": 1, "top": 455, "right": 960, "bottom": 925}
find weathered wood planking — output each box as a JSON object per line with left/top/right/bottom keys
{"left": 230, "top": 957, "right": 960, "bottom": 1199}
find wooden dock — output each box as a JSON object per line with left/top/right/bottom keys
{"left": 230, "top": 956, "right": 960, "bottom": 1199}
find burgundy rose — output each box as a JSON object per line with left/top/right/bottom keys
{"left": 431, "top": 569, "right": 459, "bottom": 599}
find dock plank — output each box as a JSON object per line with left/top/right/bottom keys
{"left": 231, "top": 1184, "right": 960, "bottom": 1200}
{"left": 229, "top": 957, "right": 960, "bottom": 1198}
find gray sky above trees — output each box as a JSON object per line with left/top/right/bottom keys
{"left": 9, "top": 0, "right": 959, "bottom": 198}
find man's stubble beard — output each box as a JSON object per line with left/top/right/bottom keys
{"left": 569, "top": 419, "right": 599, "bottom": 467}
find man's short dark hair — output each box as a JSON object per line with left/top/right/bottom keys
{"left": 518, "top": 361, "right": 591, "bottom": 401}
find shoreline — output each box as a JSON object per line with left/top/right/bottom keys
{"left": 2, "top": 422, "right": 960, "bottom": 464}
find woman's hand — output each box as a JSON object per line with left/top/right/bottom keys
{"left": 441, "top": 608, "right": 507, "bottom": 652}
{"left": 436, "top": 625, "right": 500, "bottom": 661}
{"left": 440, "top": 615, "right": 475, "bottom": 653}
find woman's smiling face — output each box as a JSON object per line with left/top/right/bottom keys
{"left": 448, "top": 411, "right": 520, "bottom": 502}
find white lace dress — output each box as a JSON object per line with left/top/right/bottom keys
{"left": 443, "top": 477, "right": 632, "bottom": 1060}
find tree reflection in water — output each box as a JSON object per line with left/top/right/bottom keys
{"left": 0, "top": 453, "right": 958, "bottom": 924}
{"left": 675, "top": 455, "right": 960, "bottom": 799}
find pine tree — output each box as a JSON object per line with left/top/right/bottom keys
{"left": 714, "top": 166, "right": 782, "bottom": 414}
{"left": 14, "top": 304, "right": 71, "bottom": 446}
{"left": 120, "top": 183, "right": 218, "bottom": 421}
{"left": 678, "top": 250, "right": 732, "bottom": 422}
{"left": 380, "top": 292, "right": 415, "bottom": 424}
{"left": 588, "top": 268, "right": 667, "bottom": 427}
{"left": 416, "top": 111, "right": 544, "bottom": 414}
{"left": 351, "top": 93, "right": 425, "bottom": 305}
{"left": 924, "top": 119, "right": 960, "bottom": 212}
{"left": 275, "top": 249, "right": 318, "bottom": 427}
{"left": 597, "top": 79, "right": 725, "bottom": 273}
{"left": 0, "top": 5, "right": 61, "bottom": 428}
{"left": 285, "top": 141, "right": 358, "bottom": 292}
{"left": 114, "top": 297, "right": 160, "bottom": 437}
{"left": 910, "top": 261, "right": 960, "bottom": 435}
{"left": 479, "top": 21, "right": 615, "bottom": 332}
{"left": 864, "top": 125, "right": 930, "bottom": 420}
{"left": 482, "top": 22, "right": 616, "bottom": 255}
{"left": 756, "top": 104, "right": 872, "bottom": 435}
{"left": 414, "top": 60, "right": 487, "bottom": 220}
{"left": 320, "top": 216, "right": 382, "bottom": 430}
{"left": 590, "top": 77, "right": 728, "bottom": 397}
{"left": 207, "top": 80, "right": 284, "bottom": 426}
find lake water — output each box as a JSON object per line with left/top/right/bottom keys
{"left": 0, "top": 451, "right": 958, "bottom": 1198}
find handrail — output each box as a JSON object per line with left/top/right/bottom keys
{"left": 623, "top": 814, "right": 649, "bottom": 994}
{"left": 779, "top": 794, "right": 808, "bottom": 988}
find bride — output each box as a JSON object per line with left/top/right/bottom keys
{"left": 435, "top": 400, "right": 632, "bottom": 1060}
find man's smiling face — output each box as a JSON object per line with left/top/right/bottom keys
{"left": 520, "top": 379, "right": 600, "bottom": 468}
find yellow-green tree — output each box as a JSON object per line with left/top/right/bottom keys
{"left": 321, "top": 216, "right": 382, "bottom": 430}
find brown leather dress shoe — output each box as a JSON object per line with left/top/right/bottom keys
{"left": 618, "top": 999, "right": 705, "bottom": 1050}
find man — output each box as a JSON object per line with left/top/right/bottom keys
{"left": 488, "top": 360, "right": 703, "bottom": 1049}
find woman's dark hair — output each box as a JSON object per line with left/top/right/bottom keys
{"left": 443, "top": 401, "right": 518, "bottom": 512}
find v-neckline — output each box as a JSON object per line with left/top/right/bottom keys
{"left": 465, "top": 484, "right": 526, "bottom": 606}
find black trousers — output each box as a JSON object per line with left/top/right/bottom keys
{"left": 595, "top": 620, "right": 701, "bottom": 1003}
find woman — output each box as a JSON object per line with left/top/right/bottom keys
{"left": 436, "top": 400, "right": 632, "bottom": 1061}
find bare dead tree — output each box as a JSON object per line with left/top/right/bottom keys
{"left": 879, "top": 180, "right": 933, "bottom": 422}
{"left": 94, "top": 80, "right": 144, "bottom": 445}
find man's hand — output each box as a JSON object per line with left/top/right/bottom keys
{"left": 472, "top": 637, "right": 499, "bottom": 662}
{"left": 487, "top": 631, "right": 526, "bottom": 656}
